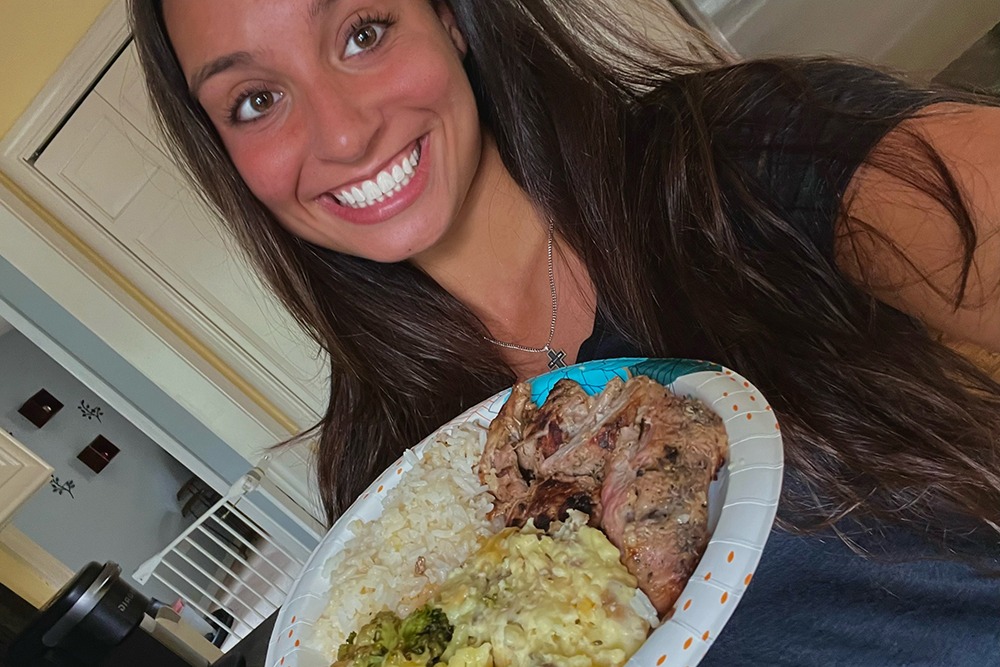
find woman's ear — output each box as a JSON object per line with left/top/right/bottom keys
{"left": 434, "top": 1, "right": 468, "bottom": 56}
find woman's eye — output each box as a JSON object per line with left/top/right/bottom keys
{"left": 344, "top": 22, "right": 388, "bottom": 57}
{"left": 231, "top": 90, "right": 283, "bottom": 123}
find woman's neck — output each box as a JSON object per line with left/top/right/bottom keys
{"left": 412, "top": 135, "right": 550, "bottom": 334}
{"left": 411, "top": 134, "right": 596, "bottom": 377}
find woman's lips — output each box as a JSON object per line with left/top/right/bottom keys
{"left": 317, "top": 135, "right": 430, "bottom": 226}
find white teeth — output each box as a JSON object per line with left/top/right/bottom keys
{"left": 377, "top": 172, "right": 395, "bottom": 193}
{"left": 333, "top": 142, "right": 422, "bottom": 209}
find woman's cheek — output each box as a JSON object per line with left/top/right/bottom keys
{"left": 394, "top": 51, "right": 459, "bottom": 106}
{"left": 227, "top": 135, "right": 302, "bottom": 210}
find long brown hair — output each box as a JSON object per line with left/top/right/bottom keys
{"left": 130, "top": 0, "right": 1000, "bottom": 560}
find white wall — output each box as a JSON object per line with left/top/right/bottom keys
{"left": 0, "top": 327, "right": 195, "bottom": 604}
{"left": 703, "top": 0, "right": 1000, "bottom": 78}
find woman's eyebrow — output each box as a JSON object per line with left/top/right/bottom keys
{"left": 189, "top": 51, "right": 255, "bottom": 95}
{"left": 309, "top": 0, "right": 341, "bottom": 20}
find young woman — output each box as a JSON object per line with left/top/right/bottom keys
{"left": 130, "top": 0, "right": 1000, "bottom": 663}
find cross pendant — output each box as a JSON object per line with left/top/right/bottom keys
{"left": 546, "top": 347, "right": 568, "bottom": 370}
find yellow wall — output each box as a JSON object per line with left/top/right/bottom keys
{"left": 0, "top": 0, "right": 112, "bottom": 138}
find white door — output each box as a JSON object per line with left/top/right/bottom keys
{"left": 0, "top": 430, "right": 53, "bottom": 527}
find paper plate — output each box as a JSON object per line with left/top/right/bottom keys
{"left": 266, "top": 358, "right": 783, "bottom": 667}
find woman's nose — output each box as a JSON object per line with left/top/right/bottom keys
{"left": 303, "top": 80, "right": 382, "bottom": 164}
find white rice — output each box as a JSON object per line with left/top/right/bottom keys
{"left": 311, "top": 423, "right": 495, "bottom": 656}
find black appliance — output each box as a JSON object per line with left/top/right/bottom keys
{"left": 8, "top": 561, "right": 224, "bottom": 667}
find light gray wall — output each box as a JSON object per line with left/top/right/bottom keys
{"left": 700, "top": 0, "right": 1000, "bottom": 78}
{"left": 0, "top": 327, "right": 194, "bottom": 604}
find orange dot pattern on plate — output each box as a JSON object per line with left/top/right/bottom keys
{"left": 720, "top": 592, "right": 729, "bottom": 604}
{"left": 727, "top": 551, "right": 735, "bottom": 563}
{"left": 732, "top": 404, "right": 739, "bottom": 411}
{"left": 684, "top": 638, "right": 694, "bottom": 650}
{"left": 745, "top": 573, "right": 754, "bottom": 585}
{"left": 704, "top": 572, "right": 712, "bottom": 581}
{"left": 295, "top": 640, "right": 301, "bottom": 648}
{"left": 657, "top": 656, "right": 667, "bottom": 666}
{"left": 683, "top": 599, "right": 692, "bottom": 611}
{"left": 702, "top": 631, "right": 710, "bottom": 641}
{"left": 287, "top": 630, "right": 293, "bottom": 638}
{"left": 396, "top": 468, "right": 403, "bottom": 475}
{"left": 746, "top": 414, "right": 753, "bottom": 420}
{"left": 377, "top": 485, "right": 384, "bottom": 492}
{"left": 280, "top": 659, "right": 284, "bottom": 665}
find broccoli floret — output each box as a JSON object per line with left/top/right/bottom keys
{"left": 334, "top": 607, "right": 453, "bottom": 667}
{"left": 399, "top": 606, "right": 453, "bottom": 661}
{"left": 335, "top": 611, "right": 401, "bottom": 666}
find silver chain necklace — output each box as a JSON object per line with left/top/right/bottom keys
{"left": 482, "top": 221, "right": 567, "bottom": 369}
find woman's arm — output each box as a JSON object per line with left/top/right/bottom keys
{"left": 838, "top": 102, "right": 1000, "bottom": 352}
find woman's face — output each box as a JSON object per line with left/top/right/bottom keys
{"left": 163, "top": 0, "right": 482, "bottom": 263}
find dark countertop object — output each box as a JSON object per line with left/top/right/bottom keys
{"left": 212, "top": 612, "right": 278, "bottom": 667}
{"left": 0, "top": 584, "right": 37, "bottom": 667}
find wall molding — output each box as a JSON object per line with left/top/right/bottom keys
{"left": 0, "top": 171, "right": 299, "bottom": 436}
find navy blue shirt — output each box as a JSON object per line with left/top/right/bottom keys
{"left": 578, "top": 62, "right": 1000, "bottom": 666}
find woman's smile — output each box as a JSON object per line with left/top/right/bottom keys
{"left": 329, "top": 138, "right": 421, "bottom": 209}
{"left": 314, "top": 134, "right": 431, "bottom": 225}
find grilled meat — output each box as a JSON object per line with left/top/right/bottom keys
{"left": 505, "top": 476, "right": 604, "bottom": 530}
{"left": 600, "top": 381, "right": 727, "bottom": 613}
{"left": 477, "top": 382, "right": 534, "bottom": 520}
{"left": 480, "top": 379, "right": 608, "bottom": 526}
{"left": 479, "top": 374, "right": 727, "bottom": 616}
